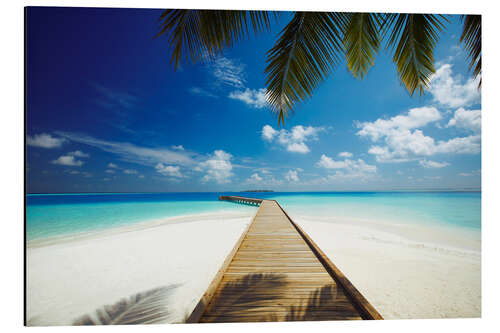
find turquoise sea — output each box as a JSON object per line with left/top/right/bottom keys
{"left": 26, "top": 192, "right": 481, "bottom": 241}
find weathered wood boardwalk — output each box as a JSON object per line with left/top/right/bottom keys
{"left": 187, "top": 197, "right": 382, "bottom": 323}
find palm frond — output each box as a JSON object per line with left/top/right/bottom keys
{"left": 265, "top": 12, "right": 347, "bottom": 126}
{"left": 73, "top": 285, "right": 179, "bottom": 325}
{"left": 383, "top": 14, "right": 448, "bottom": 95}
{"left": 157, "top": 9, "right": 275, "bottom": 70}
{"left": 343, "top": 13, "right": 382, "bottom": 79}
{"left": 460, "top": 15, "right": 481, "bottom": 87}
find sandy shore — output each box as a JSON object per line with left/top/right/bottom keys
{"left": 27, "top": 208, "right": 481, "bottom": 325}
{"left": 292, "top": 214, "right": 481, "bottom": 319}
{"left": 26, "top": 210, "right": 255, "bottom": 326}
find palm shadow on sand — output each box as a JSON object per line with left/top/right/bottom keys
{"left": 199, "top": 273, "right": 354, "bottom": 323}
{"left": 73, "top": 283, "right": 181, "bottom": 325}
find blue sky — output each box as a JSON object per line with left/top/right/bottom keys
{"left": 26, "top": 7, "right": 481, "bottom": 193}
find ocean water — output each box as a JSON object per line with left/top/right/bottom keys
{"left": 26, "top": 192, "right": 481, "bottom": 241}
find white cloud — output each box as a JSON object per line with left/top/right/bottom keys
{"left": 189, "top": 87, "right": 217, "bottom": 98}
{"left": 171, "top": 145, "right": 185, "bottom": 151}
{"left": 244, "top": 171, "right": 283, "bottom": 186}
{"left": 317, "top": 154, "right": 377, "bottom": 181}
{"left": 447, "top": 108, "right": 481, "bottom": 133}
{"left": 212, "top": 57, "right": 245, "bottom": 88}
{"left": 92, "top": 83, "right": 138, "bottom": 110}
{"left": 338, "top": 152, "right": 353, "bottom": 158}
{"left": 317, "top": 155, "right": 350, "bottom": 169}
{"left": 262, "top": 125, "right": 324, "bottom": 154}
{"left": 356, "top": 107, "right": 441, "bottom": 142}
{"left": 108, "top": 162, "right": 119, "bottom": 168}
{"left": 419, "top": 159, "right": 450, "bottom": 169}
{"left": 429, "top": 64, "right": 481, "bottom": 108}
{"left": 423, "top": 176, "right": 441, "bottom": 180}
{"left": 246, "top": 173, "right": 263, "bottom": 183}
{"left": 357, "top": 107, "right": 481, "bottom": 162}
{"left": 229, "top": 88, "right": 267, "bottom": 109}
{"left": 155, "top": 163, "right": 183, "bottom": 178}
{"left": 317, "top": 154, "right": 377, "bottom": 173}
{"left": 197, "top": 150, "right": 234, "bottom": 184}
{"left": 262, "top": 125, "right": 278, "bottom": 141}
{"left": 56, "top": 132, "right": 196, "bottom": 167}
{"left": 68, "top": 150, "right": 89, "bottom": 158}
{"left": 105, "top": 169, "right": 115, "bottom": 174}
{"left": 27, "top": 133, "right": 66, "bottom": 148}
{"left": 286, "top": 142, "right": 310, "bottom": 153}
{"left": 52, "top": 155, "right": 83, "bottom": 166}
{"left": 459, "top": 169, "right": 481, "bottom": 177}
{"left": 138, "top": 175, "right": 145, "bottom": 179}
{"left": 123, "top": 169, "right": 138, "bottom": 174}
{"left": 285, "top": 170, "right": 300, "bottom": 182}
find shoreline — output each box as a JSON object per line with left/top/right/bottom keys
{"left": 27, "top": 209, "right": 255, "bottom": 248}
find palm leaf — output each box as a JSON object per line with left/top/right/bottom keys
{"left": 460, "top": 15, "right": 481, "bottom": 87}
{"left": 157, "top": 9, "right": 275, "bottom": 70}
{"left": 383, "top": 14, "right": 448, "bottom": 95}
{"left": 73, "top": 285, "right": 179, "bottom": 325}
{"left": 343, "top": 13, "right": 383, "bottom": 79}
{"left": 265, "top": 12, "right": 347, "bottom": 126}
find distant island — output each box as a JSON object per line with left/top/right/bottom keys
{"left": 242, "top": 190, "right": 274, "bottom": 192}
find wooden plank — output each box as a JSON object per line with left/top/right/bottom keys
{"left": 184, "top": 202, "right": 263, "bottom": 323}
{"left": 190, "top": 197, "right": 382, "bottom": 323}
{"left": 274, "top": 201, "right": 384, "bottom": 320}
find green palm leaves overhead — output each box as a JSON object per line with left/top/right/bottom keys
{"left": 460, "top": 15, "right": 481, "bottom": 87}
{"left": 343, "top": 13, "right": 382, "bottom": 79}
{"left": 157, "top": 10, "right": 274, "bottom": 70}
{"left": 157, "top": 10, "right": 481, "bottom": 125}
{"left": 265, "top": 12, "right": 346, "bottom": 125}
{"left": 383, "top": 14, "right": 448, "bottom": 95}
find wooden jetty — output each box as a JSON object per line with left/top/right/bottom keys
{"left": 187, "top": 196, "right": 382, "bottom": 323}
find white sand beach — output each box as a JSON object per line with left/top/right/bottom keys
{"left": 27, "top": 208, "right": 481, "bottom": 325}
{"left": 26, "top": 210, "right": 256, "bottom": 326}
{"left": 294, "top": 215, "right": 481, "bottom": 319}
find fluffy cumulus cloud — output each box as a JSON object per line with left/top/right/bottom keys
{"left": 52, "top": 155, "right": 84, "bottom": 166}
{"left": 248, "top": 173, "right": 263, "bottom": 182}
{"left": 229, "top": 88, "right": 267, "bottom": 108}
{"left": 429, "top": 64, "right": 481, "bottom": 108}
{"left": 447, "top": 108, "right": 481, "bottom": 134}
{"left": 356, "top": 107, "right": 442, "bottom": 141}
{"left": 123, "top": 169, "right": 138, "bottom": 174}
{"left": 197, "top": 150, "right": 234, "bottom": 184}
{"left": 155, "top": 163, "right": 183, "bottom": 178}
{"left": 317, "top": 154, "right": 377, "bottom": 180}
{"left": 285, "top": 170, "right": 300, "bottom": 182}
{"left": 357, "top": 107, "right": 481, "bottom": 162}
{"left": 244, "top": 171, "right": 283, "bottom": 186}
{"left": 338, "top": 152, "right": 353, "bottom": 158}
{"left": 68, "top": 150, "right": 89, "bottom": 158}
{"left": 108, "top": 162, "right": 118, "bottom": 168}
{"left": 27, "top": 133, "right": 66, "bottom": 148}
{"left": 261, "top": 125, "right": 324, "bottom": 154}
{"left": 419, "top": 159, "right": 450, "bottom": 169}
